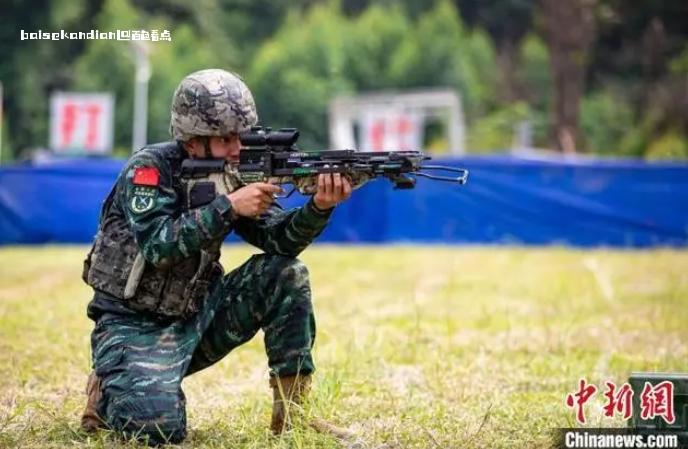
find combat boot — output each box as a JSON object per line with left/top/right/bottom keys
{"left": 270, "top": 374, "right": 355, "bottom": 441}
{"left": 80, "top": 371, "right": 106, "bottom": 432}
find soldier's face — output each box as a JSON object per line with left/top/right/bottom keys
{"left": 209, "top": 134, "right": 242, "bottom": 162}
{"left": 186, "top": 134, "right": 241, "bottom": 162}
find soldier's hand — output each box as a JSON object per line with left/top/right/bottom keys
{"left": 313, "top": 173, "right": 352, "bottom": 210}
{"left": 226, "top": 183, "right": 282, "bottom": 218}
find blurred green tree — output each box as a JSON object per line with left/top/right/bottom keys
{"left": 249, "top": 0, "right": 499, "bottom": 150}
{"left": 1, "top": 0, "right": 104, "bottom": 158}
{"left": 72, "top": 0, "right": 226, "bottom": 152}
{"left": 580, "top": 89, "right": 635, "bottom": 155}
{"left": 1, "top": 0, "right": 686, "bottom": 159}
{"left": 453, "top": 0, "right": 536, "bottom": 103}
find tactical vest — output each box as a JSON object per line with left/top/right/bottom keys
{"left": 82, "top": 142, "right": 226, "bottom": 319}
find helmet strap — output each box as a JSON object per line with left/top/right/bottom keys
{"left": 200, "top": 137, "right": 213, "bottom": 158}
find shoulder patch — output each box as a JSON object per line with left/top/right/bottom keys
{"left": 133, "top": 166, "right": 160, "bottom": 186}
{"left": 129, "top": 186, "right": 158, "bottom": 214}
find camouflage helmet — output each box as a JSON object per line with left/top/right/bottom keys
{"left": 169, "top": 69, "right": 258, "bottom": 141}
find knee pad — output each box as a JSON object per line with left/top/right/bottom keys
{"left": 255, "top": 254, "right": 310, "bottom": 287}
{"left": 102, "top": 388, "right": 187, "bottom": 445}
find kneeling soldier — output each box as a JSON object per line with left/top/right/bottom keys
{"left": 80, "top": 69, "right": 353, "bottom": 445}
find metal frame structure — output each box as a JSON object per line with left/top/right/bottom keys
{"left": 328, "top": 88, "right": 465, "bottom": 154}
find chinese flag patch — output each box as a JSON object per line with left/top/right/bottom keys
{"left": 133, "top": 167, "right": 160, "bottom": 186}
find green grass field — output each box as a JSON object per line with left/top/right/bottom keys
{"left": 0, "top": 245, "right": 686, "bottom": 448}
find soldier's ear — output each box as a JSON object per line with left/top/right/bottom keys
{"left": 182, "top": 138, "right": 199, "bottom": 157}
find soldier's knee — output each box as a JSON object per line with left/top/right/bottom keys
{"left": 102, "top": 389, "right": 187, "bottom": 445}
{"left": 256, "top": 254, "right": 310, "bottom": 288}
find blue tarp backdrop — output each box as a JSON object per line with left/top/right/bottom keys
{"left": 0, "top": 155, "right": 686, "bottom": 247}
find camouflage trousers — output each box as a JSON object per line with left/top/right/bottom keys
{"left": 89, "top": 254, "right": 316, "bottom": 445}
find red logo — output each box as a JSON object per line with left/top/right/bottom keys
{"left": 565, "top": 379, "right": 675, "bottom": 425}
{"left": 566, "top": 378, "right": 598, "bottom": 424}
{"left": 603, "top": 381, "right": 634, "bottom": 420}
{"left": 640, "top": 381, "right": 675, "bottom": 424}
{"left": 133, "top": 167, "right": 160, "bottom": 186}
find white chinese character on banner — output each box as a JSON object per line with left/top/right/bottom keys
{"left": 361, "top": 110, "right": 422, "bottom": 151}
{"left": 49, "top": 92, "right": 114, "bottom": 154}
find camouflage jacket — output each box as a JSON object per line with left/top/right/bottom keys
{"left": 83, "top": 141, "right": 333, "bottom": 319}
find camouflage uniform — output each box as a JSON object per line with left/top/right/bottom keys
{"left": 82, "top": 70, "right": 333, "bottom": 444}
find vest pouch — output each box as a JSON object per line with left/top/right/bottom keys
{"left": 86, "top": 229, "right": 139, "bottom": 298}
{"left": 82, "top": 236, "right": 99, "bottom": 284}
{"left": 183, "top": 250, "right": 223, "bottom": 316}
{"left": 184, "top": 261, "right": 223, "bottom": 317}
{"left": 84, "top": 183, "right": 118, "bottom": 286}
{"left": 156, "top": 256, "right": 199, "bottom": 317}
{"left": 131, "top": 264, "right": 167, "bottom": 313}
{"left": 182, "top": 278, "right": 210, "bottom": 317}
